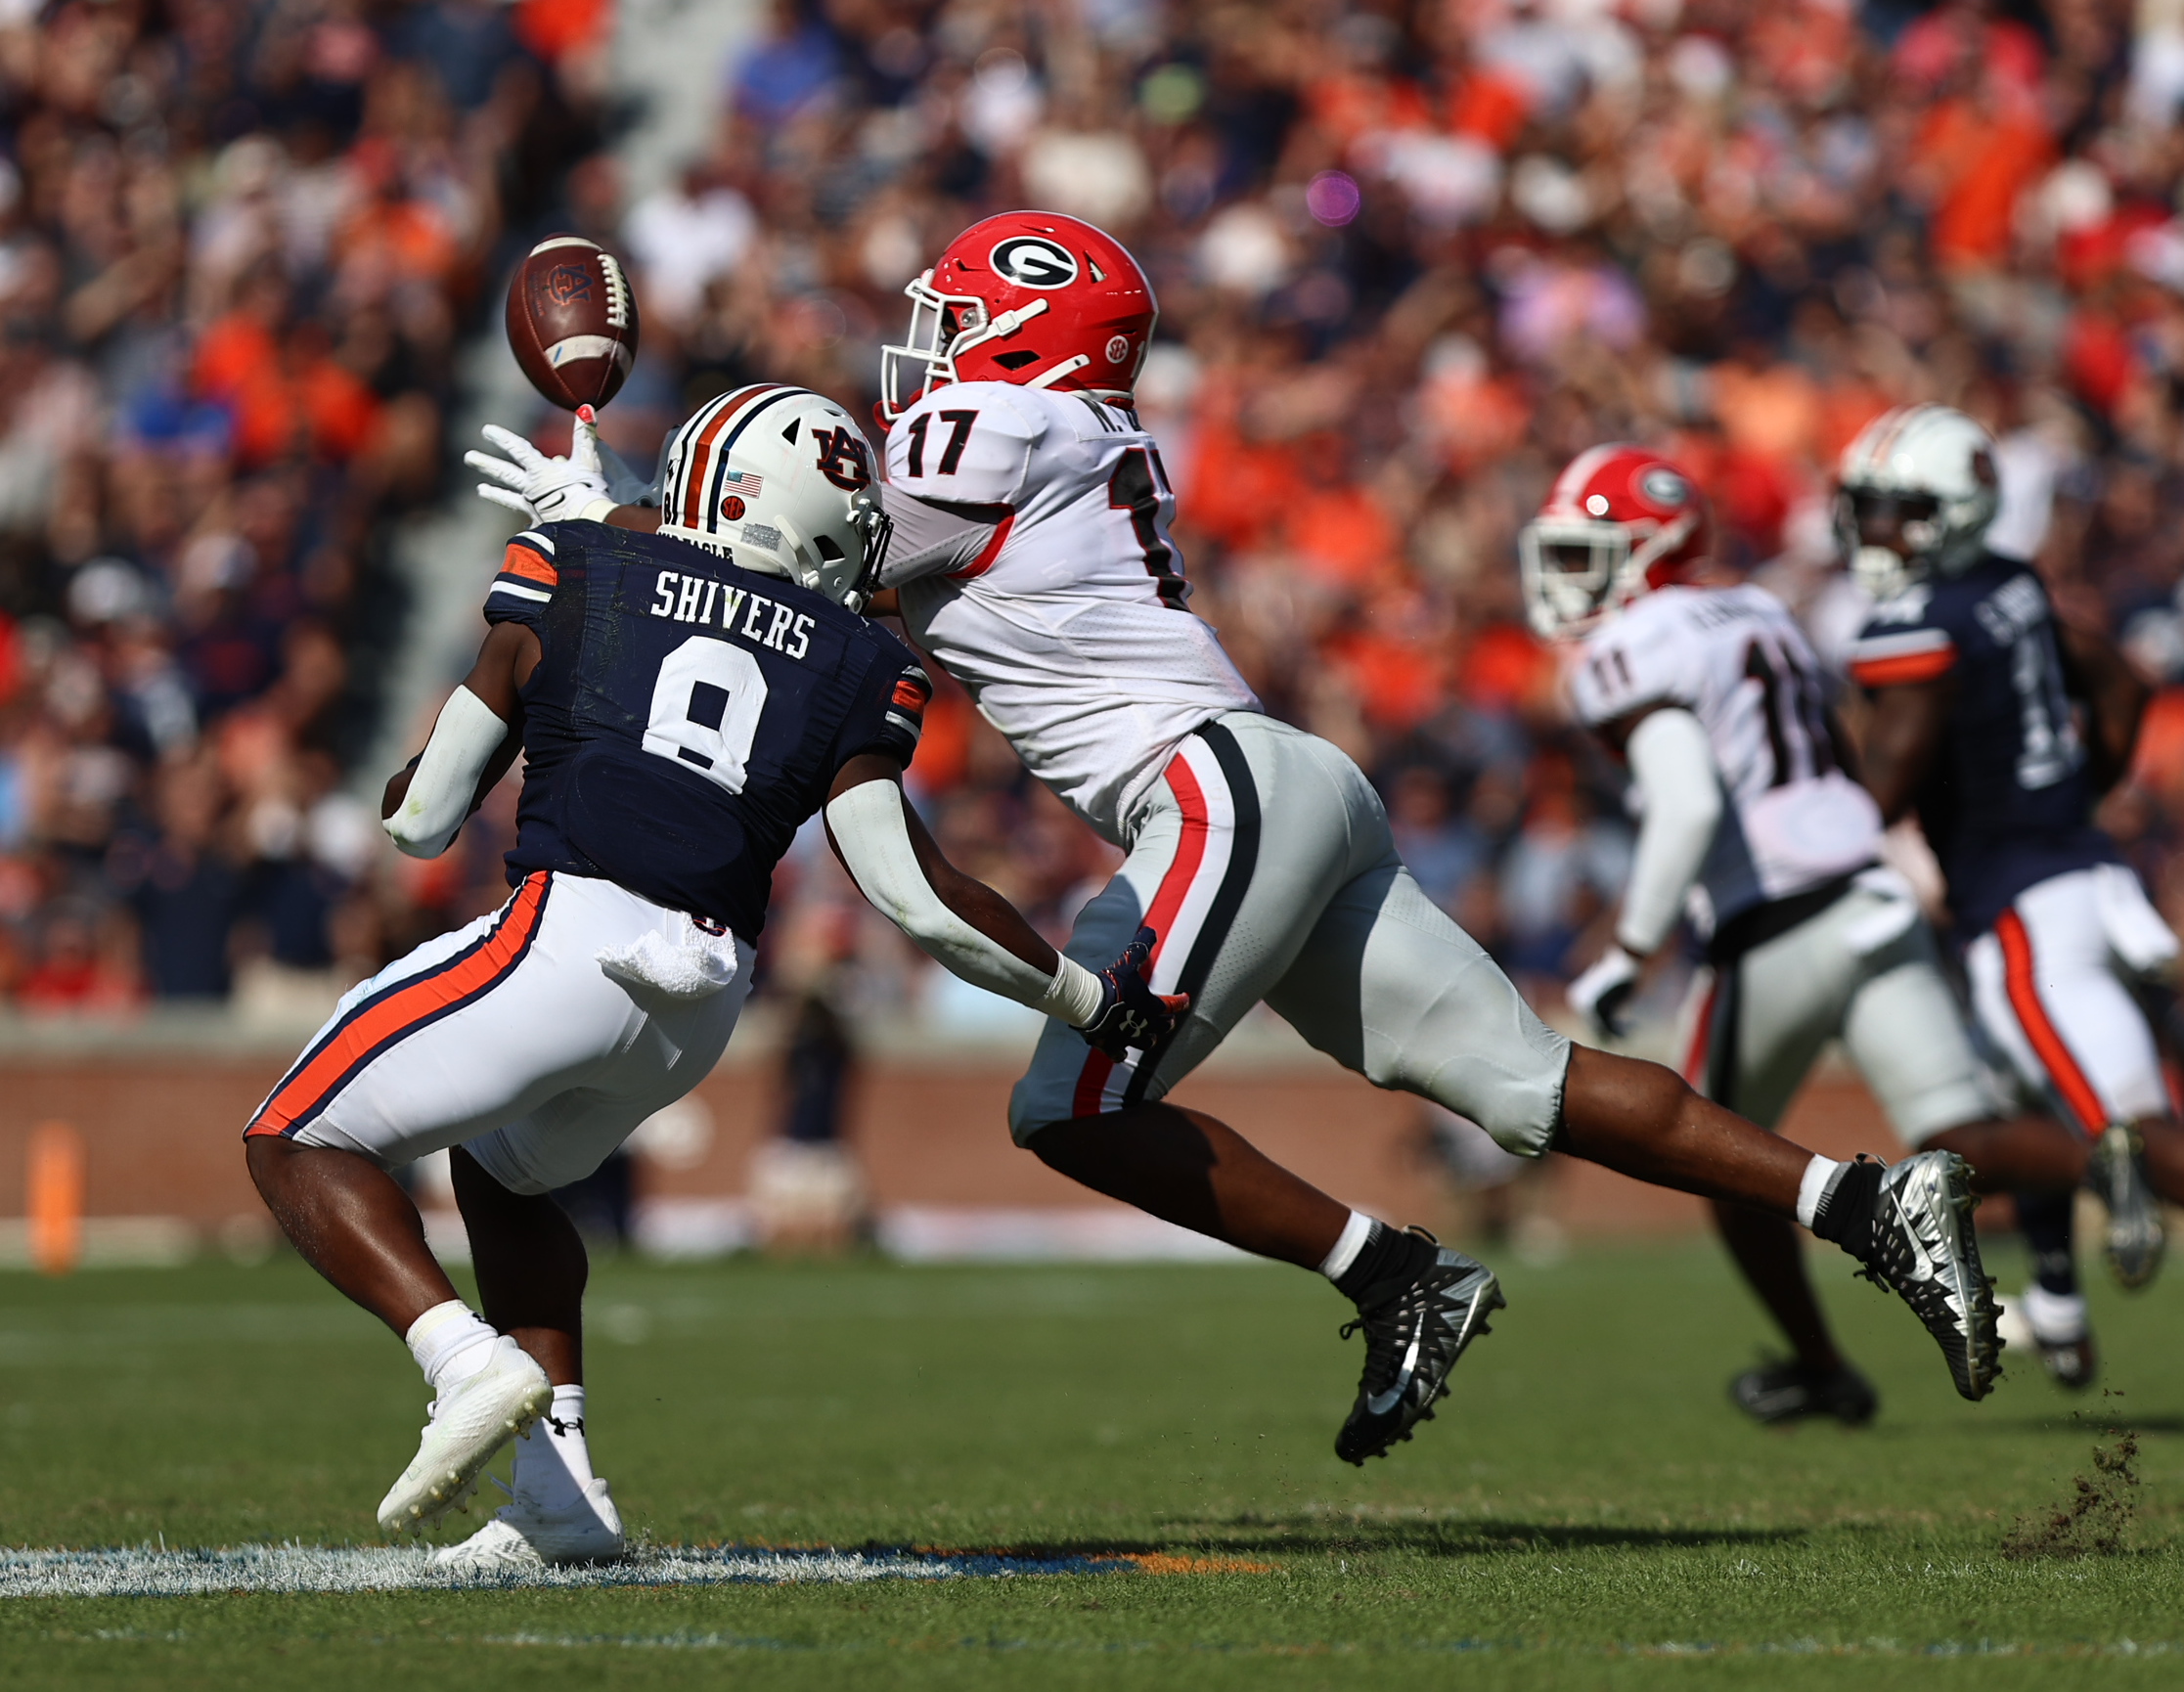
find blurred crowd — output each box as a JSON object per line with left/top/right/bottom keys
{"left": 22, "top": 0, "right": 2184, "bottom": 1034}
{"left": 0, "top": 0, "right": 608, "bottom": 1020}
{"left": 578, "top": 0, "right": 2184, "bottom": 1026}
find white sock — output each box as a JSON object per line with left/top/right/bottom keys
{"left": 1795, "top": 1157, "right": 1844, "bottom": 1230}
{"left": 405, "top": 1300, "right": 499, "bottom": 1394}
{"left": 2021, "top": 1283, "right": 2090, "bottom": 1345}
{"left": 1318, "top": 1211, "right": 1376, "bottom": 1282}
{"left": 513, "top": 1384, "right": 596, "bottom": 1513}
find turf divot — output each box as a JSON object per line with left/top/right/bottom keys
{"left": 0, "top": 1542, "right": 1254, "bottom": 1597}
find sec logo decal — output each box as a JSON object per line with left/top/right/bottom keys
{"left": 989, "top": 235, "right": 1078, "bottom": 289}
{"left": 721, "top": 494, "right": 746, "bottom": 520}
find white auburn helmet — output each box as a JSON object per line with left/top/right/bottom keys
{"left": 1834, "top": 404, "right": 1998, "bottom": 601}
{"left": 658, "top": 384, "right": 893, "bottom": 611}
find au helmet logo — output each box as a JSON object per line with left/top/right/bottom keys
{"left": 813, "top": 425, "right": 873, "bottom": 491}
{"left": 989, "top": 236, "right": 1079, "bottom": 289}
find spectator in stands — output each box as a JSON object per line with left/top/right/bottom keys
{"left": 0, "top": 0, "right": 610, "bottom": 1018}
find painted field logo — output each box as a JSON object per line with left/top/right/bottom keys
{"left": 989, "top": 236, "right": 1078, "bottom": 289}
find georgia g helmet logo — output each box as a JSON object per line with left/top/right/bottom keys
{"left": 988, "top": 235, "right": 1078, "bottom": 289}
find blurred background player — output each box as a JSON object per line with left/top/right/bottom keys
{"left": 246, "top": 384, "right": 1181, "bottom": 1568}
{"left": 1536, "top": 445, "right": 2087, "bottom": 1421}
{"left": 486, "top": 210, "right": 2012, "bottom": 1453}
{"left": 1843, "top": 404, "right": 2184, "bottom": 1387}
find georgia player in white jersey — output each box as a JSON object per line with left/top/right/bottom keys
{"left": 1533, "top": 446, "right": 2089, "bottom": 1416}
{"left": 478, "top": 211, "right": 2007, "bottom": 1461}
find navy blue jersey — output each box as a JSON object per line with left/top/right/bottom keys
{"left": 484, "top": 522, "right": 927, "bottom": 938}
{"left": 1847, "top": 554, "right": 2116, "bottom": 934}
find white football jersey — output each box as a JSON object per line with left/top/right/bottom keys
{"left": 1567, "top": 584, "right": 1883, "bottom": 934}
{"left": 880, "top": 380, "right": 1260, "bottom": 843}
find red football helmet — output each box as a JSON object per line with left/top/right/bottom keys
{"left": 879, "top": 210, "right": 1158, "bottom": 421}
{"left": 1519, "top": 445, "right": 1713, "bottom": 638}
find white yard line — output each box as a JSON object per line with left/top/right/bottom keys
{"left": 0, "top": 1542, "right": 1138, "bottom": 1597}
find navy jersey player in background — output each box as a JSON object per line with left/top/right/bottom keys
{"left": 242, "top": 385, "right": 1183, "bottom": 1569}
{"left": 1843, "top": 404, "right": 2184, "bottom": 1386}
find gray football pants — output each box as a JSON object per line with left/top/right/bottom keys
{"left": 1683, "top": 873, "right": 2000, "bottom": 1143}
{"left": 1008, "top": 713, "right": 1572, "bottom": 1154}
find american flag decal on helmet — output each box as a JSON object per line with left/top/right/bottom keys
{"left": 721, "top": 468, "right": 764, "bottom": 499}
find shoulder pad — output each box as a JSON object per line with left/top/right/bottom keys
{"left": 1567, "top": 594, "right": 1706, "bottom": 727}
{"left": 885, "top": 384, "right": 1045, "bottom": 505}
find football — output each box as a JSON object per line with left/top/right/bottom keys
{"left": 505, "top": 234, "right": 641, "bottom": 411}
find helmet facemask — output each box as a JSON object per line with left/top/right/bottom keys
{"left": 1519, "top": 510, "right": 1696, "bottom": 638}
{"left": 879, "top": 269, "right": 1063, "bottom": 420}
{"left": 1836, "top": 485, "right": 1944, "bottom": 601}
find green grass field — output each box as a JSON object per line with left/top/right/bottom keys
{"left": 3, "top": 1235, "right": 2181, "bottom": 1689}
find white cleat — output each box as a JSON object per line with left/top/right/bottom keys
{"left": 377, "top": 1338, "right": 553, "bottom": 1537}
{"left": 431, "top": 1478, "right": 627, "bottom": 1572}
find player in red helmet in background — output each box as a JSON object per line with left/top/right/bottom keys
{"left": 1535, "top": 445, "right": 2090, "bottom": 1418}
{"left": 479, "top": 212, "right": 2010, "bottom": 1464}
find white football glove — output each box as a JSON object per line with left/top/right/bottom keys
{"left": 1567, "top": 943, "right": 1642, "bottom": 1041}
{"left": 467, "top": 411, "right": 611, "bottom": 524}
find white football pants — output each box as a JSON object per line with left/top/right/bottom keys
{"left": 1963, "top": 865, "right": 2176, "bottom": 1134}
{"left": 247, "top": 871, "right": 752, "bottom": 1194}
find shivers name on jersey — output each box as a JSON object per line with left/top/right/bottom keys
{"left": 648, "top": 567, "right": 817, "bottom": 661}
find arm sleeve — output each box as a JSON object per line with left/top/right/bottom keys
{"left": 383, "top": 686, "right": 511, "bottom": 859}
{"left": 484, "top": 528, "right": 558, "bottom": 629}
{"left": 878, "top": 484, "right": 1011, "bottom": 587}
{"left": 1615, "top": 706, "right": 1723, "bottom": 955}
{"left": 825, "top": 778, "right": 1103, "bottom": 1022}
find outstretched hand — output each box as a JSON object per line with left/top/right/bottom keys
{"left": 467, "top": 407, "right": 609, "bottom": 524}
{"left": 1075, "top": 925, "right": 1190, "bottom": 1059}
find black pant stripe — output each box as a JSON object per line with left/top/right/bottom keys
{"left": 1124, "top": 720, "right": 1262, "bottom": 1108}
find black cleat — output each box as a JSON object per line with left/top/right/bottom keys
{"left": 2086, "top": 1123, "right": 2164, "bottom": 1291}
{"left": 1335, "top": 1229, "right": 1502, "bottom": 1466}
{"left": 1729, "top": 1358, "right": 1879, "bottom": 1426}
{"left": 1839, "top": 1151, "right": 2003, "bottom": 1402}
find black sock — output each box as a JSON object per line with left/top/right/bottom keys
{"left": 2015, "top": 1188, "right": 2079, "bottom": 1297}
{"left": 1334, "top": 1222, "right": 1435, "bottom": 1304}
{"left": 1809, "top": 1157, "right": 1883, "bottom": 1247}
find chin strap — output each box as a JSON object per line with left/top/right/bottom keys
{"left": 1025, "top": 354, "right": 1092, "bottom": 389}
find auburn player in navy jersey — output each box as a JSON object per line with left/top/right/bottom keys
{"left": 1843, "top": 403, "right": 2184, "bottom": 1385}
{"left": 242, "top": 385, "right": 1183, "bottom": 1568}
